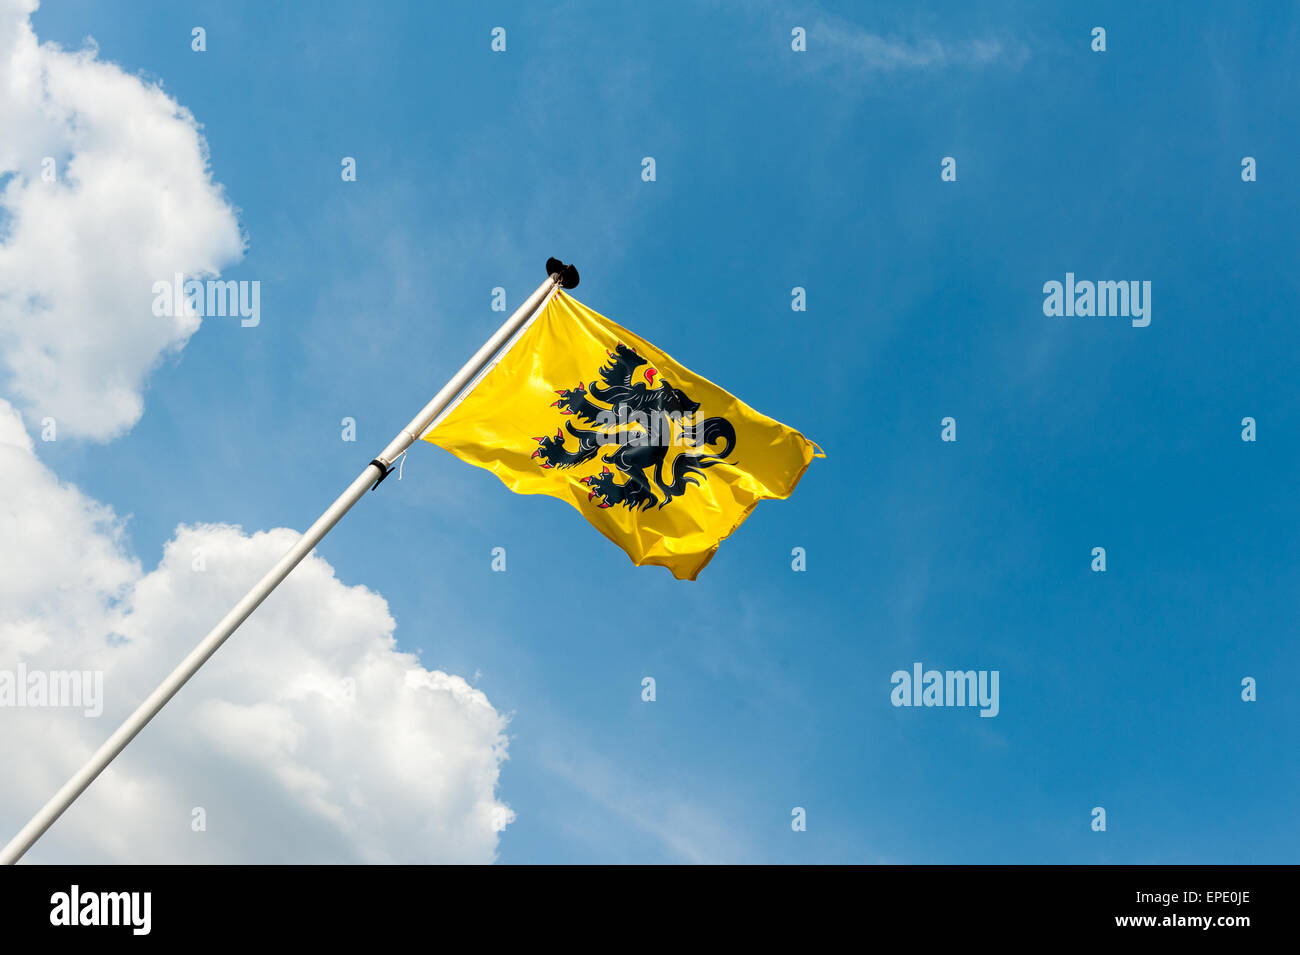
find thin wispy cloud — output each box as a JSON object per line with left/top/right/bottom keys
{"left": 818, "top": 27, "right": 1018, "bottom": 72}
{"left": 764, "top": 1, "right": 1028, "bottom": 73}
{"left": 540, "top": 738, "right": 750, "bottom": 864}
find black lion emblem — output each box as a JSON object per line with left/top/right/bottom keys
{"left": 531, "top": 343, "right": 736, "bottom": 510}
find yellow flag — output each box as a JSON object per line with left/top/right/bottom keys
{"left": 424, "top": 291, "right": 819, "bottom": 580}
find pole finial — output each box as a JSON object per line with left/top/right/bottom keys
{"left": 546, "top": 257, "right": 580, "bottom": 289}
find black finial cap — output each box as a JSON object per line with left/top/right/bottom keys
{"left": 546, "top": 257, "right": 580, "bottom": 289}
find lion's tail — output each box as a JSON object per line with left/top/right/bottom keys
{"left": 654, "top": 454, "right": 730, "bottom": 509}
{"left": 679, "top": 416, "right": 736, "bottom": 460}
{"left": 650, "top": 417, "right": 736, "bottom": 508}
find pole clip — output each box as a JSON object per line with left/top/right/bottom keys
{"left": 368, "top": 458, "right": 395, "bottom": 491}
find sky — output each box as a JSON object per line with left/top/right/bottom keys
{"left": 1, "top": 0, "right": 1296, "bottom": 863}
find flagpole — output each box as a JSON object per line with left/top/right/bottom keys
{"left": 0, "top": 258, "right": 579, "bottom": 865}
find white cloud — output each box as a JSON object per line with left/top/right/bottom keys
{"left": 767, "top": 1, "right": 1026, "bottom": 74}
{"left": 817, "top": 25, "right": 1015, "bottom": 72}
{"left": 0, "top": 399, "right": 514, "bottom": 863}
{"left": 0, "top": 0, "right": 244, "bottom": 441}
{"left": 0, "top": 2, "right": 515, "bottom": 864}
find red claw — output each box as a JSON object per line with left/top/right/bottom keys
{"left": 602, "top": 465, "right": 610, "bottom": 474}
{"left": 645, "top": 368, "right": 657, "bottom": 386}
{"left": 598, "top": 502, "right": 611, "bottom": 508}
{"left": 531, "top": 449, "right": 541, "bottom": 459}
{"left": 541, "top": 463, "right": 552, "bottom": 469}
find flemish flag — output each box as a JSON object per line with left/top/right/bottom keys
{"left": 424, "top": 291, "right": 821, "bottom": 580}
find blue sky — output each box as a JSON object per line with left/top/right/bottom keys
{"left": 21, "top": 0, "right": 1299, "bottom": 862}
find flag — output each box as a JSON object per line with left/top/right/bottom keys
{"left": 424, "top": 290, "right": 820, "bottom": 580}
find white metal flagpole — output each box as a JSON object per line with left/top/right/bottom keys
{"left": 0, "top": 259, "right": 578, "bottom": 865}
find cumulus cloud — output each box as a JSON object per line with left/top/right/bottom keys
{"left": 0, "top": 0, "right": 244, "bottom": 440}
{"left": 0, "top": 2, "right": 515, "bottom": 864}
{"left": 0, "top": 399, "right": 514, "bottom": 863}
